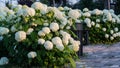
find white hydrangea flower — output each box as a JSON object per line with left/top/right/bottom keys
{"left": 69, "top": 41, "right": 80, "bottom": 52}
{"left": 118, "top": 32, "right": 120, "bottom": 37}
{"left": 75, "top": 19, "right": 81, "bottom": 23}
{"left": 102, "top": 28, "right": 106, "bottom": 32}
{"left": 31, "top": 23, "right": 37, "bottom": 27}
{"left": 38, "top": 31, "right": 45, "bottom": 37}
{"left": 15, "top": 31, "right": 26, "bottom": 42}
{"left": 67, "top": 19, "right": 73, "bottom": 26}
{"left": 0, "top": 27, "right": 9, "bottom": 35}
{"left": 22, "top": 7, "right": 35, "bottom": 17}
{"left": 110, "top": 36, "right": 114, "bottom": 40}
{"left": 83, "top": 8, "right": 89, "bottom": 12}
{"left": 60, "top": 24, "right": 65, "bottom": 29}
{"left": 95, "top": 24, "right": 100, "bottom": 28}
{"left": 113, "top": 33, "right": 117, "bottom": 37}
{"left": 112, "top": 18, "right": 116, "bottom": 23}
{"left": 68, "top": 10, "right": 81, "bottom": 19}
{"left": 87, "top": 22, "right": 91, "bottom": 28}
{"left": 114, "top": 27, "right": 118, "bottom": 32}
{"left": 11, "top": 26, "right": 17, "bottom": 32}
{"left": 38, "top": 38, "right": 45, "bottom": 45}
{"left": 0, "top": 57, "right": 9, "bottom": 65}
{"left": 62, "top": 37, "right": 69, "bottom": 45}
{"left": 110, "top": 30, "right": 114, "bottom": 34}
{"left": 56, "top": 44, "right": 64, "bottom": 51}
{"left": 31, "top": 2, "right": 47, "bottom": 14}
{"left": 91, "top": 21, "right": 95, "bottom": 26}
{"left": 84, "top": 18, "right": 91, "bottom": 24}
{"left": 42, "top": 27, "right": 50, "bottom": 34}
{"left": 83, "top": 12, "right": 91, "bottom": 17}
{"left": 107, "top": 13, "right": 112, "bottom": 21}
{"left": 43, "top": 23, "right": 49, "bottom": 26}
{"left": 0, "top": 36, "right": 3, "bottom": 41}
{"left": 66, "top": 26, "right": 71, "bottom": 29}
{"left": 54, "top": 9, "right": 64, "bottom": 20}
{"left": 27, "top": 51, "right": 37, "bottom": 58}
{"left": 64, "top": 6, "right": 71, "bottom": 11}
{"left": 109, "top": 9, "right": 114, "bottom": 13}
{"left": 52, "top": 37, "right": 62, "bottom": 45}
{"left": 96, "top": 19, "right": 100, "bottom": 22}
{"left": 69, "top": 37, "right": 74, "bottom": 44}
{"left": 58, "top": 7, "right": 64, "bottom": 11}
{"left": 44, "top": 41, "right": 53, "bottom": 50}
{"left": 92, "top": 9, "right": 102, "bottom": 15}
{"left": 105, "top": 34, "right": 109, "bottom": 38}
{"left": 50, "top": 22, "right": 59, "bottom": 32}
{"left": 26, "top": 28, "right": 34, "bottom": 35}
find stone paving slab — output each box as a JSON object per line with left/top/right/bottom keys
{"left": 77, "top": 42, "right": 120, "bottom": 68}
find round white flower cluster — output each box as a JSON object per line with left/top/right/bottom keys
{"left": 60, "top": 30, "right": 71, "bottom": 45}
{"left": 31, "top": 2, "right": 47, "bottom": 14}
{"left": 17, "top": 6, "right": 35, "bottom": 17}
{"left": 0, "top": 57, "right": 9, "bottom": 65}
{"left": 38, "top": 31, "right": 45, "bottom": 37}
{"left": 105, "top": 34, "right": 109, "bottom": 38}
{"left": 84, "top": 18, "right": 91, "bottom": 28}
{"left": 26, "top": 28, "right": 34, "bottom": 35}
{"left": 83, "top": 8, "right": 89, "bottom": 12}
{"left": 0, "top": 27, "right": 9, "bottom": 35}
{"left": 11, "top": 25, "right": 17, "bottom": 32}
{"left": 15, "top": 31, "right": 26, "bottom": 42}
{"left": 69, "top": 40, "right": 80, "bottom": 52}
{"left": 92, "top": 9, "right": 102, "bottom": 15}
{"left": 52, "top": 37, "right": 64, "bottom": 51}
{"left": 95, "top": 23, "right": 100, "bottom": 28}
{"left": 38, "top": 27, "right": 51, "bottom": 37}
{"left": 50, "top": 22, "right": 59, "bottom": 32}
{"left": 102, "top": 28, "right": 107, "bottom": 32}
{"left": 42, "top": 27, "right": 51, "bottom": 34}
{"left": 38, "top": 38, "right": 45, "bottom": 45}
{"left": 83, "top": 12, "right": 91, "bottom": 17}
{"left": 27, "top": 51, "right": 37, "bottom": 58}
{"left": 68, "top": 10, "right": 81, "bottom": 20}
{"left": 114, "top": 27, "right": 118, "bottom": 32}
{"left": 44, "top": 41, "right": 53, "bottom": 50}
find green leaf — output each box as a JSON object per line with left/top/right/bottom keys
{"left": 34, "top": 19, "right": 43, "bottom": 25}
{"left": 68, "top": 58, "right": 76, "bottom": 68}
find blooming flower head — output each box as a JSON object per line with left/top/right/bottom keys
{"left": 105, "top": 34, "right": 109, "bottom": 38}
{"left": 0, "top": 27, "right": 9, "bottom": 35}
{"left": 38, "top": 38, "right": 45, "bottom": 45}
{"left": 68, "top": 10, "right": 81, "bottom": 19}
{"left": 27, "top": 51, "right": 37, "bottom": 58}
{"left": 42, "top": 27, "right": 51, "bottom": 34}
{"left": 31, "top": 2, "right": 47, "bottom": 14}
{"left": 0, "top": 57, "right": 9, "bottom": 65}
{"left": 50, "top": 22, "right": 59, "bottom": 32}
{"left": 38, "top": 31, "right": 45, "bottom": 37}
{"left": 26, "top": 28, "right": 34, "bottom": 35}
{"left": 44, "top": 41, "right": 53, "bottom": 50}
{"left": 15, "top": 31, "right": 26, "bottom": 42}
{"left": 114, "top": 27, "right": 118, "bottom": 32}
{"left": 102, "top": 28, "right": 106, "bottom": 32}
{"left": 83, "top": 8, "right": 89, "bottom": 12}
{"left": 56, "top": 44, "right": 64, "bottom": 51}
{"left": 52, "top": 37, "right": 62, "bottom": 45}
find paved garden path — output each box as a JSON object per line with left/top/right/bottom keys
{"left": 76, "top": 42, "right": 120, "bottom": 68}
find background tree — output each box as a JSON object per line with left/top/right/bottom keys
{"left": 115, "top": 0, "right": 120, "bottom": 14}
{"left": 73, "top": 0, "right": 104, "bottom": 10}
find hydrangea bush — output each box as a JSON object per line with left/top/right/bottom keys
{"left": 81, "top": 8, "right": 120, "bottom": 44}
{"left": 0, "top": 2, "right": 80, "bottom": 67}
